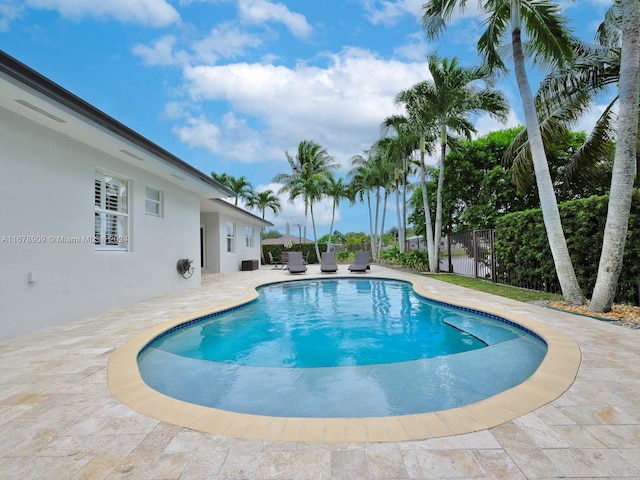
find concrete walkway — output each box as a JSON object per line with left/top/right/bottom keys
{"left": 1, "top": 265, "right": 639, "bottom": 479}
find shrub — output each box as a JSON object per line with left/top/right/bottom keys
{"left": 495, "top": 190, "right": 640, "bottom": 304}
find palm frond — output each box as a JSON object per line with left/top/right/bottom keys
{"left": 565, "top": 99, "right": 618, "bottom": 184}
{"left": 520, "top": 1, "right": 575, "bottom": 70}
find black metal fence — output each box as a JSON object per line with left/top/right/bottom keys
{"left": 441, "top": 229, "right": 562, "bottom": 294}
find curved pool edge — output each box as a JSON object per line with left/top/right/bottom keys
{"left": 108, "top": 272, "right": 581, "bottom": 443}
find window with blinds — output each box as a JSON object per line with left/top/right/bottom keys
{"left": 94, "top": 172, "right": 128, "bottom": 250}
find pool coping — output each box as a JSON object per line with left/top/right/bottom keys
{"left": 108, "top": 272, "right": 581, "bottom": 443}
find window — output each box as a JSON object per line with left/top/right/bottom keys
{"left": 145, "top": 187, "right": 162, "bottom": 217}
{"left": 94, "top": 172, "right": 128, "bottom": 250}
{"left": 226, "top": 222, "right": 235, "bottom": 253}
{"left": 245, "top": 227, "right": 255, "bottom": 248}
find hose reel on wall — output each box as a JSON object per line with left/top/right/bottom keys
{"left": 176, "top": 258, "right": 194, "bottom": 278}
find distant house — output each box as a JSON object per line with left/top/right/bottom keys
{"left": 0, "top": 50, "right": 271, "bottom": 339}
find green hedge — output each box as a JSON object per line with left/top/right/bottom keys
{"left": 494, "top": 190, "right": 639, "bottom": 304}
{"left": 263, "top": 243, "right": 322, "bottom": 264}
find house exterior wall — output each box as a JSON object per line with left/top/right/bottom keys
{"left": 201, "top": 212, "right": 221, "bottom": 273}
{"left": 0, "top": 107, "right": 202, "bottom": 339}
{"left": 201, "top": 210, "right": 263, "bottom": 274}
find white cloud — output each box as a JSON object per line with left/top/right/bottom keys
{"left": 133, "top": 35, "right": 187, "bottom": 66}
{"left": 26, "top": 0, "right": 180, "bottom": 27}
{"left": 238, "top": 0, "right": 312, "bottom": 38}
{"left": 178, "top": 47, "right": 430, "bottom": 169}
{"left": 362, "top": 0, "right": 424, "bottom": 26}
{"left": 363, "top": 0, "right": 484, "bottom": 27}
{"left": 0, "top": 2, "right": 24, "bottom": 31}
{"left": 193, "top": 22, "right": 264, "bottom": 62}
{"left": 173, "top": 112, "right": 283, "bottom": 162}
{"left": 393, "top": 31, "right": 430, "bottom": 62}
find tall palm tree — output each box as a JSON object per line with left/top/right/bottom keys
{"left": 323, "top": 175, "right": 351, "bottom": 250}
{"left": 288, "top": 176, "right": 325, "bottom": 261}
{"left": 590, "top": 0, "right": 640, "bottom": 312}
{"left": 273, "top": 140, "right": 338, "bottom": 260}
{"left": 422, "top": 0, "right": 586, "bottom": 305}
{"left": 350, "top": 151, "right": 378, "bottom": 255}
{"left": 393, "top": 88, "right": 438, "bottom": 268}
{"left": 350, "top": 146, "right": 390, "bottom": 260}
{"left": 428, "top": 55, "right": 508, "bottom": 270}
{"left": 245, "top": 189, "right": 282, "bottom": 262}
{"left": 515, "top": 1, "right": 638, "bottom": 312}
{"left": 381, "top": 115, "right": 420, "bottom": 253}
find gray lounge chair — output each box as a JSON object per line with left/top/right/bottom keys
{"left": 287, "top": 251, "right": 307, "bottom": 274}
{"left": 348, "top": 251, "right": 370, "bottom": 273}
{"left": 320, "top": 251, "right": 338, "bottom": 273}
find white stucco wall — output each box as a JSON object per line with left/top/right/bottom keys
{"left": 0, "top": 107, "right": 202, "bottom": 339}
{"left": 201, "top": 209, "right": 263, "bottom": 274}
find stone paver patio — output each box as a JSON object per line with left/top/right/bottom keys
{"left": 1, "top": 265, "right": 639, "bottom": 479}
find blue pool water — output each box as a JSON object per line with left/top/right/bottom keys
{"left": 138, "top": 278, "right": 547, "bottom": 417}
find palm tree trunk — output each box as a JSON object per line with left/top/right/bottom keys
{"left": 328, "top": 203, "right": 336, "bottom": 251}
{"left": 396, "top": 187, "right": 403, "bottom": 253}
{"left": 511, "top": 23, "right": 585, "bottom": 306}
{"left": 378, "top": 189, "right": 389, "bottom": 260}
{"left": 419, "top": 135, "right": 436, "bottom": 271}
{"left": 372, "top": 188, "right": 381, "bottom": 259}
{"left": 366, "top": 191, "right": 375, "bottom": 255}
{"left": 434, "top": 124, "right": 447, "bottom": 273}
{"left": 310, "top": 202, "right": 321, "bottom": 262}
{"left": 590, "top": 0, "right": 640, "bottom": 312}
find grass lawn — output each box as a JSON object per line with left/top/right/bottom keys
{"left": 423, "top": 273, "right": 563, "bottom": 303}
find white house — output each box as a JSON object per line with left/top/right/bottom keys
{"left": 0, "top": 50, "right": 271, "bottom": 339}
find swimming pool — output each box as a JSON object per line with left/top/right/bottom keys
{"left": 138, "top": 278, "right": 547, "bottom": 417}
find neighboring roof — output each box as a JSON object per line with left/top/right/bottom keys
{"left": 0, "top": 49, "right": 234, "bottom": 198}
{"left": 204, "top": 198, "right": 273, "bottom": 227}
{"left": 262, "top": 236, "right": 314, "bottom": 245}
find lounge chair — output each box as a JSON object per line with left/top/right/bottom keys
{"left": 320, "top": 251, "right": 338, "bottom": 273}
{"left": 267, "top": 251, "right": 282, "bottom": 269}
{"left": 287, "top": 251, "right": 307, "bottom": 274}
{"left": 280, "top": 251, "right": 290, "bottom": 270}
{"left": 348, "top": 251, "right": 370, "bottom": 273}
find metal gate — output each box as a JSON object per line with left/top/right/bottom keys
{"left": 442, "top": 229, "right": 496, "bottom": 282}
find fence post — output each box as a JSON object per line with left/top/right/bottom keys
{"left": 447, "top": 234, "right": 453, "bottom": 273}
{"left": 490, "top": 229, "right": 497, "bottom": 283}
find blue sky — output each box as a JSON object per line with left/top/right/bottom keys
{"left": 1, "top": 0, "right": 613, "bottom": 236}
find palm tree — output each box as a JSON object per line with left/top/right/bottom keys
{"left": 349, "top": 155, "right": 380, "bottom": 256}
{"left": 350, "top": 147, "right": 389, "bottom": 260}
{"left": 273, "top": 140, "right": 339, "bottom": 260}
{"left": 392, "top": 88, "right": 438, "bottom": 269}
{"left": 401, "top": 55, "right": 509, "bottom": 271}
{"left": 516, "top": 1, "right": 638, "bottom": 312}
{"left": 211, "top": 172, "right": 254, "bottom": 206}
{"left": 323, "top": 175, "right": 351, "bottom": 250}
{"left": 422, "top": 0, "right": 586, "bottom": 305}
{"left": 381, "top": 115, "right": 420, "bottom": 253}
{"left": 590, "top": 0, "right": 640, "bottom": 312}
{"left": 246, "top": 189, "right": 282, "bottom": 220}
{"left": 288, "top": 176, "right": 325, "bottom": 261}
{"left": 245, "top": 189, "right": 282, "bottom": 262}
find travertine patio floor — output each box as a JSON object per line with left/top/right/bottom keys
{"left": 1, "top": 265, "right": 639, "bottom": 479}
